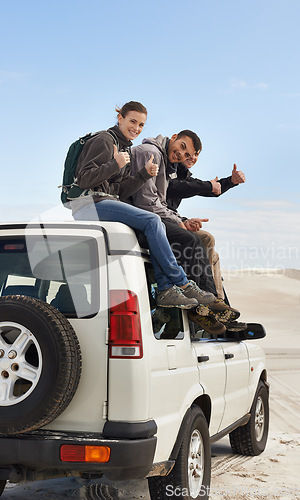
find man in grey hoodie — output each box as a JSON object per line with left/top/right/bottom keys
{"left": 129, "top": 131, "right": 240, "bottom": 327}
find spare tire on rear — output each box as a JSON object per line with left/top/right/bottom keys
{"left": 0, "top": 295, "right": 82, "bottom": 435}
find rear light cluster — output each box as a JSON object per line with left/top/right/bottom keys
{"left": 60, "top": 444, "right": 110, "bottom": 463}
{"left": 109, "top": 290, "right": 143, "bottom": 359}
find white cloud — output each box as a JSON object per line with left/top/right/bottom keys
{"left": 278, "top": 123, "right": 300, "bottom": 131}
{"left": 0, "top": 70, "right": 29, "bottom": 84}
{"left": 238, "top": 199, "right": 299, "bottom": 210}
{"left": 282, "top": 92, "right": 300, "bottom": 98}
{"left": 220, "top": 79, "right": 269, "bottom": 94}
{"left": 0, "top": 204, "right": 72, "bottom": 223}
{"left": 254, "top": 82, "right": 269, "bottom": 90}
{"left": 229, "top": 78, "right": 247, "bottom": 90}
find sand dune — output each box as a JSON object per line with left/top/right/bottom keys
{"left": 222, "top": 268, "right": 300, "bottom": 351}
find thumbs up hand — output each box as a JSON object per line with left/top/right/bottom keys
{"left": 210, "top": 176, "right": 221, "bottom": 195}
{"left": 231, "top": 163, "right": 246, "bottom": 184}
{"left": 113, "top": 145, "right": 130, "bottom": 169}
{"left": 145, "top": 154, "right": 159, "bottom": 177}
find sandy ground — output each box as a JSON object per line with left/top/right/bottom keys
{"left": 1, "top": 269, "right": 300, "bottom": 499}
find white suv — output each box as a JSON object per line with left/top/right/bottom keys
{"left": 0, "top": 221, "right": 269, "bottom": 500}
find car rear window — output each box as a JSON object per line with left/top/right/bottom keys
{"left": 0, "top": 236, "right": 99, "bottom": 318}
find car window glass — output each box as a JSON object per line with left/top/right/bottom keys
{"left": 145, "top": 263, "right": 184, "bottom": 340}
{"left": 0, "top": 236, "right": 99, "bottom": 318}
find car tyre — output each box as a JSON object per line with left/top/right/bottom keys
{"left": 229, "top": 380, "right": 269, "bottom": 455}
{"left": 0, "top": 295, "right": 81, "bottom": 435}
{"left": 148, "top": 405, "right": 211, "bottom": 500}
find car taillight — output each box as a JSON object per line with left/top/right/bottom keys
{"left": 109, "top": 290, "right": 143, "bottom": 359}
{"left": 60, "top": 444, "right": 110, "bottom": 463}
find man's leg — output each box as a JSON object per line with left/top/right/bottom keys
{"left": 195, "top": 229, "right": 224, "bottom": 299}
{"left": 161, "top": 219, "right": 217, "bottom": 296}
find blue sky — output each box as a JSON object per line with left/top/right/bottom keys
{"left": 1, "top": 0, "right": 299, "bottom": 269}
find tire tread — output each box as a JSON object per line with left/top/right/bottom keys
{"left": 148, "top": 405, "right": 211, "bottom": 500}
{"left": 229, "top": 381, "right": 269, "bottom": 456}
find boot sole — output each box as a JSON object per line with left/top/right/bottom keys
{"left": 214, "top": 310, "right": 240, "bottom": 323}
{"left": 195, "top": 304, "right": 214, "bottom": 317}
{"left": 196, "top": 305, "right": 240, "bottom": 323}
{"left": 188, "top": 312, "right": 226, "bottom": 335}
{"left": 157, "top": 302, "right": 198, "bottom": 310}
{"left": 225, "top": 321, "right": 248, "bottom": 332}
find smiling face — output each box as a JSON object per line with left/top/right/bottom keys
{"left": 167, "top": 135, "right": 197, "bottom": 163}
{"left": 181, "top": 151, "right": 201, "bottom": 169}
{"left": 118, "top": 111, "right": 147, "bottom": 141}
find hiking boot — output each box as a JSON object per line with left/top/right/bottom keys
{"left": 188, "top": 310, "right": 226, "bottom": 336}
{"left": 156, "top": 286, "right": 198, "bottom": 309}
{"left": 181, "top": 280, "right": 215, "bottom": 304}
{"left": 206, "top": 297, "right": 240, "bottom": 323}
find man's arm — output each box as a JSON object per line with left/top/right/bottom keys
{"left": 130, "top": 145, "right": 183, "bottom": 224}
{"left": 167, "top": 164, "right": 246, "bottom": 200}
{"left": 167, "top": 174, "right": 235, "bottom": 200}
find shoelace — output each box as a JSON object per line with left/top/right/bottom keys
{"left": 214, "top": 298, "right": 224, "bottom": 304}
{"left": 211, "top": 297, "right": 232, "bottom": 309}
{"left": 174, "top": 285, "right": 187, "bottom": 296}
{"left": 187, "top": 280, "right": 206, "bottom": 296}
{"left": 159, "top": 285, "right": 186, "bottom": 300}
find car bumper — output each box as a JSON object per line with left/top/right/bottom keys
{"left": 0, "top": 429, "right": 157, "bottom": 481}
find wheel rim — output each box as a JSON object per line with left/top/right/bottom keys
{"left": 0, "top": 322, "right": 42, "bottom": 406}
{"left": 255, "top": 395, "right": 265, "bottom": 442}
{"left": 188, "top": 429, "right": 204, "bottom": 498}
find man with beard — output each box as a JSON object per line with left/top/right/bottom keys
{"left": 129, "top": 130, "right": 240, "bottom": 332}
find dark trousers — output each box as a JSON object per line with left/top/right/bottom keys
{"left": 161, "top": 218, "right": 217, "bottom": 296}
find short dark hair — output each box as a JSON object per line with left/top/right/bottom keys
{"left": 116, "top": 101, "right": 147, "bottom": 117}
{"left": 177, "top": 130, "right": 202, "bottom": 153}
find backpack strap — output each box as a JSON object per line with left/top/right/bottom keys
{"left": 64, "top": 130, "right": 120, "bottom": 203}
{"left": 106, "top": 129, "right": 119, "bottom": 150}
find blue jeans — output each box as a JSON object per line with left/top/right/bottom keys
{"left": 73, "top": 200, "right": 188, "bottom": 291}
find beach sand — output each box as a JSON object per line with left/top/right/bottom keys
{"left": 2, "top": 270, "right": 300, "bottom": 499}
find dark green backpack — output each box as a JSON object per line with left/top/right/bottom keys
{"left": 60, "top": 130, "right": 118, "bottom": 207}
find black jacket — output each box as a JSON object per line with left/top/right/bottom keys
{"left": 167, "top": 163, "right": 236, "bottom": 211}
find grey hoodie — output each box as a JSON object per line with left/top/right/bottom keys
{"left": 130, "top": 136, "right": 183, "bottom": 225}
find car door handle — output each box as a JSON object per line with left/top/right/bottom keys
{"left": 225, "top": 353, "right": 234, "bottom": 359}
{"left": 197, "top": 355, "right": 210, "bottom": 363}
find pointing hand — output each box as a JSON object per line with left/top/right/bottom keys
{"left": 184, "top": 218, "right": 209, "bottom": 231}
